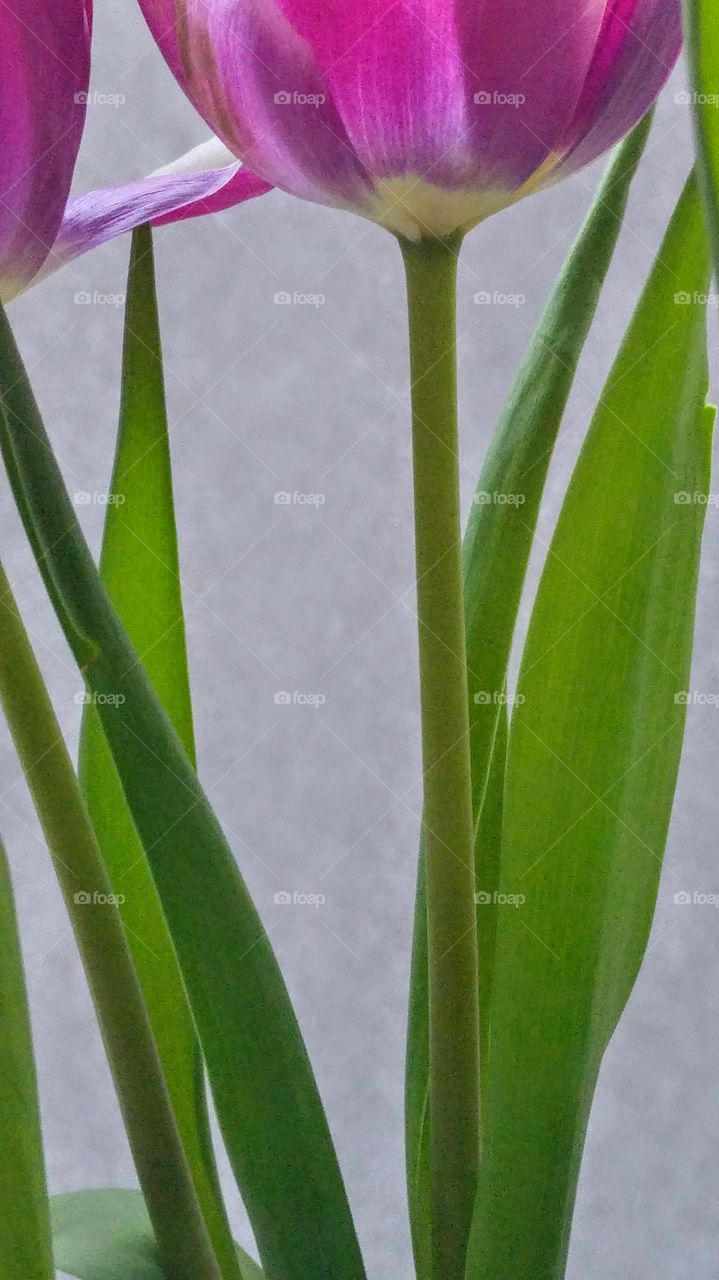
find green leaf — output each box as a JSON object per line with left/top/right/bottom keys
{"left": 0, "top": 556, "right": 223, "bottom": 1280}
{"left": 466, "top": 174, "right": 713, "bottom": 1280}
{"left": 78, "top": 226, "right": 239, "bottom": 1280}
{"left": 0, "top": 835, "right": 52, "bottom": 1280}
{"left": 51, "top": 1191, "right": 263, "bottom": 1280}
{"left": 405, "top": 115, "right": 653, "bottom": 1279}
{"left": 52, "top": 1190, "right": 165, "bottom": 1280}
{"left": 684, "top": 0, "right": 719, "bottom": 274}
{"left": 0, "top": 312, "right": 365, "bottom": 1280}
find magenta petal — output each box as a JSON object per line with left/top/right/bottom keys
{"left": 278, "top": 0, "right": 607, "bottom": 190}
{"left": 152, "top": 165, "right": 274, "bottom": 225}
{"left": 40, "top": 163, "right": 271, "bottom": 288}
{"left": 276, "top": 0, "right": 470, "bottom": 184}
{"left": 455, "top": 0, "right": 608, "bottom": 185}
{"left": 0, "top": 0, "right": 90, "bottom": 297}
{"left": 137, "top": 0, "right": 371, "bottom": 207}
{"left": 557, "top": 0, "right": 681, "bottom": 174}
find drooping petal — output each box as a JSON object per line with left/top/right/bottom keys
{"left": 556, "top": 0, "right": 681, "bottom": 174}
{"left": 146, "top": 138, "right": 274, "bottom": 223}
{"left": 0, "top": 0, "right": 90, "bottom": 298}
{"left": 31, "top": 149, "right": 271, "bottom": 297}
{"left": 137, "top": 0, "right": 373, "bottom": 209}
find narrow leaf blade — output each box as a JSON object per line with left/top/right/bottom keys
{"left": 0, "top": 836, "right": 53, "bottom": 1280}
{"left": 467, "top": 175, "right": 713, "bottom": 1280}
{"left": 78, "top": 226, "right": 238, "bottom": 1280}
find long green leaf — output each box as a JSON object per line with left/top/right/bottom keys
{"left": 0, "top": 560, "right": 221, "bottom": 1280}
{"left": 467, "top": 174, "right": 713, "bottom": 1280}
{"left": 405, "top": 115, "right": 653, "bottom": 1279}
{"left": 685, "top": 0, "right": 719, "bottom": 273}
{"left": 0, "top": 310, "right": 365, "bottom": 1280}
{"left": 0, "top": 835, "right": 52, "bottom": 1280}
{"left": 51, "top": 1191, "right": 263, "bottom": 1280}
{"left": 78, "top": 226, "right": 240, "bottom": 1280}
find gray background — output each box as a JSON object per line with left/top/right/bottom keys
{"left": 1, "top": 4, "right": 718, "bottom": 1277}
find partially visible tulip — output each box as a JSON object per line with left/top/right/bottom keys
{"left": 0, "top": 3, "right": 268, "bottom": 300}
{"left": 0, "top": 1, "right": 91, "bottom": 300}
{"left": 56, "top": 0, "right": 681, "bottom": 256}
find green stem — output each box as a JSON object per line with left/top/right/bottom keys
{"left": 0, "top": 560, "right": 223, "bottom": 1280}
{"left": 401, "top": 234, "right": 480, "bottom": 1280}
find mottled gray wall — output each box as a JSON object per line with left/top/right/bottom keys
{"left": 1, "top": 4, "right": 717, "bottom": 1278}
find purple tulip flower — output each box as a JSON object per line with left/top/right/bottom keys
{"left": 0, "top": 1, "right": 268, "bottom": 299}
{"left": 0, "top": 1, "right": 91, "bottom": 299}
{"left": 136, "top": 0, "right": 682, "bottom": 238}
{"left": 3, "top": 1, "right": 682, "bottom": 295}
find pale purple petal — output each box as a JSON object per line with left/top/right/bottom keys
{"left": 556, "top": 0, "right": 681, "bottom": 174}
{"left": 36, "top": 159, "right": 271, "bottom": 290}
{"left": 0, "top": 0, "right": 90, "bottom": 297}
{"left": 137, "top": 0, "right": 372, "bottom": 208}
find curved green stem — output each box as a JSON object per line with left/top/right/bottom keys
{"left": 0, "top": 559, "right": 223, "bottom": 1280}
{"left": 401, "top": 233, "right": 480, "bottom": 1280}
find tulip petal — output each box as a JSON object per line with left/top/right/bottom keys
{"left": 558, "top": 0, "right": 681, "bottom": 173}
{"left": 276, "top": 0, "right": 470, "bottom": 185}
{"left": 137, "top": 0, "right": 372, "bottom": 207}
{"left": 36, "top": 157, "right": 271, "bottom": 293}
{"left": 456, "top": 0, "right": 609, "bottom": 184}
{"left": 0, "top": 0, "right": 90, "bottom": 297}
{"left": 278, "top": 0, "right": 608, "bottom": 189}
